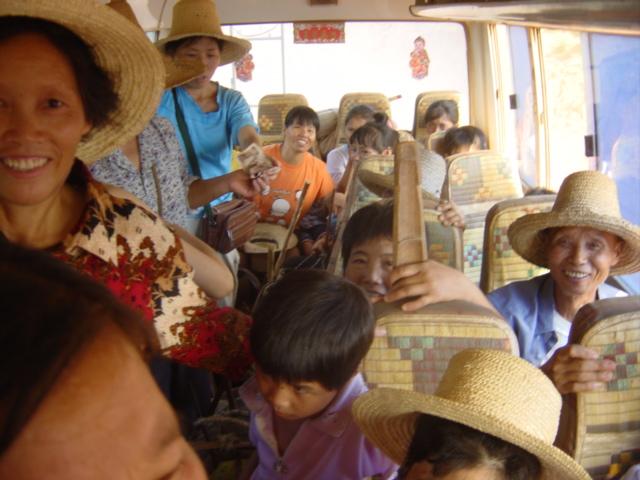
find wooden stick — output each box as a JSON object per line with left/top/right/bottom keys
{"left": 273, "top": 181, "right": 310, "bottom": 278}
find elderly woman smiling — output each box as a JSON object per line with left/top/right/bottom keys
{"left": 488, "top": 171, "right": 640, "bottom": 393}
{"left": 0, "top": 1, "right": 251, "bottom": 377}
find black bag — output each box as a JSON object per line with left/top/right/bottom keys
{"left": 172, "top": 89, "right": 256, "bottom": 253}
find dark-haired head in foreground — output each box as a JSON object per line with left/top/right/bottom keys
{"left": 250, "top": 269, "right": 374, "bottom": 419}
{"left": 0, "top": 243, "right": 206, "bottom": 479}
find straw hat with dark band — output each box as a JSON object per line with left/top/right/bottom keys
{"left": 1, "top": 0, "right": 165, "bottom": 164}
{"left": 156, "top": 0, "right": 251, "bottom": 65}
{"left": 243, "top": 223, "right": 297, "bottom": 255}
{"left": 508, "top": 171, "right": 640, "bottom": 276}
{"left": 107, "top": 0, "right": 205, "bottom": 89}
{"left": 353, "top": 349, "right": 590, "bottom": 480}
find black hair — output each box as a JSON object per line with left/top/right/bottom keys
{"left": 524, "top": 187, "right": 556, "bottom": 196}
{"left": 284, "top": 105, "right": 320, "bottom": 132}
{"left": 438, "top": 126, "right": 488, "bottom": 157}
{"left": 0, "top": 17, "right": 118, "bottom": 130}
{"left": 0, "top": 242, "right": 157, "bottom": 456}
{"left": 342, "top": 200, "right": 394, "bottom": 269}
{"left": 250, "top": 269, "right": 374, "bottom": 390}
{"left": 349, "top": 112, "right": 399, "bottom": 153}
{"left": 399, "top": 414, "right": 542, "bottom": 480}
{"left": 345, "top": 104, "right": 376, "bottom": 126}
{"left": 163, "top": 35, "right": 223, "bottom": 57}
{"left": 424, "top": 100, "right": 459, "bottom": 126}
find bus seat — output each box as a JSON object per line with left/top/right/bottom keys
{"left": 556, "top": 296, "right": 640, "bottom": 480}
{"left": 443, "top": 150, "right": 523, "bottom": 284}
{"left": 413, "top": 90, "right": 461, "bottom": 144}
{"left": 335, "top": 92, "right": 392, "bottom": 146}
{"left": 426, "top": 129, "right": 446, "bottom": 154}
{"left": 479, "top": 195, "right": 555, "bottom": 293}
{"left": 317, "top": 108, "right": 339, "bottom": 159}
{"left": 362, "top": 300, "right": 518, "bottom": 394}
{"left": 257, "top": 93, "right": 308, "bottom": 145}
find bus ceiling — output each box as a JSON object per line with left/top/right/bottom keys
{"left": 411, "top": 0, "right": 640, "bottom": 36}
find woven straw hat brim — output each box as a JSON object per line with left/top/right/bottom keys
{"left": 357, "top": 170, "right": 440, "bottom": 209}
{"left": 243, "top": 223, "right": 297, "bottom": 254}
{"left": 508, "top": 209, "right": 640, "bottom": 276}
{"left": 353, "top": 388, "right": 590, "bottom": 480}
{"left": 157, "top": 32, "right": 250, "bottom": 66}
{"left": 2, "top": 0, "right": 165, "bottom": 165}
{"left": 163, "top": 56, "right": 206, "bottom": 89}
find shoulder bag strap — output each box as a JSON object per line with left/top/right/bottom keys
{"left": 172, "top": 88, "right": 214, "bottom": 215}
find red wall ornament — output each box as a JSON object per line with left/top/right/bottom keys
{"left": 294, "top": 22, "right": 345, "bottom": 44}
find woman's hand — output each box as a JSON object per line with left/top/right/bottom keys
{"left": 541, "top": 344, "right": 616, "bottom": 394}
{"left": 436, "top": 200, "right": 465, "bottom": 229}
{"left": 384, "top": 260, "right": 496, "bottom": 313}
{"left": 227, "top": 168, "right": 279, "bottom": 199}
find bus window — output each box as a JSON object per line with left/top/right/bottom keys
{"left": 214, "top": 21, "right": 468, "bottom": 131}
{"left": 540, "top": 29, "right": 592, "bottom": 188}
{"left": 588, "top": 33, "right": 640, "bottom": 293}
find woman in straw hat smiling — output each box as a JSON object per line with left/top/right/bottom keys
{"left": 156, "top": 0, "right": 261, "bottom": 206}
{"left": 0, "top": 0, "right": 252, "bottom": 399}
{"left": 488, "top": 170, "right": 640, "bottom": 394}
{"left": 353, "top": 348, "right": 591, "bottom": 480}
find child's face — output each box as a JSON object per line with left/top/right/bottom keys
{"left": 425, "top": 114, "right": 454, "bottom": 135}
{"left": 343, "top": 236, "right": 393, "bottom": 300}
{"left": 345, "top": 116, "right": 369, "bottom": 140}
{"left": 255, "top": 368, "right": 338, "bottom": 421}
{"left": 349, "top": 143, "right": 382, "bottom": 163}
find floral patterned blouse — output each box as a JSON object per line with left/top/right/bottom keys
{"left": 90, "top": 115, "right": 197, "bottom": 229}
{"left": 49, "top": 163, "right": 251, "bottom": 379}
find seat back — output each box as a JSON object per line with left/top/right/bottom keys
{"left": 335, "top": 92, "right": 392, "bottom": 146}
{"left": 558, "top": 297, "right": 640, "bottom": 479}
{"left": 480, "top": 195, "right": 555, "bottom": 293}
{"left": 413, "top": 90, "right": 461, "bottom": 144}
{"left": 362, "top": 300, "right": 518, "bottom": 393}
{"left": 444, "top": 150, "right": 523, "bottom": 284}
{"left": 257, "top": 94, "right": 308, "bottom": 145}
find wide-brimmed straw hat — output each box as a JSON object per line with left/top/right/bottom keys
{"left": 1, "top": 0, "right": 165, "bottom": 164}
{"left": 357, "top": 169, "right": 440, "bottom": 209}
{"left": 243, "top": 223, "right": 297, "bottom": 255}
{"left": 107, "top": 0, "right": 205, "bottom": 89}
{"left": 353, "top": 349, "right": 590, "bottom": 480}
{"left": 508, "top": 171, "right": 640, "bottom": 275}
{"left": 156, "top": 0, "right": 251, "bottom": 65}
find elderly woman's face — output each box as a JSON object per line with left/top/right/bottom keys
{"left": 402, "top": 461, "right": 503, "bottom": 480}
{"left": 0, "top": 324, "right": 207, "bottom": 479}
{"left": 0, "top": 33, "right": 91, "bottom": 207}
{"left": 547, "top": 226, "right": 621, "bottom": 299}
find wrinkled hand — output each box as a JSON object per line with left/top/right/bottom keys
{"left": 541, "top": 344, "right": 616, "bottom": 394}
{"left": 384, "top": 260, "right": 483, "bottom": 312}
{"left": 437, "top": 200, "right": 465, "bottom": 229}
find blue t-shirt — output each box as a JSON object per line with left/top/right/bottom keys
{"left": 157, "top": 84, "right": 257, "bottom": 204}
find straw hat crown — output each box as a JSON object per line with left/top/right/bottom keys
{"left": 353, "top": 349, "right": 590, "bottom": 479}
{"left": 157, "top": 0, "right": 251, "bottom": 65}
{"left": 508, "top": 170, "right": 640, "bottom": 275}
{"left": 433, "top": 349, "right": 560, "bottom": 444}
{"left": 106, "top": 0, "right": 205, "bottom": 90}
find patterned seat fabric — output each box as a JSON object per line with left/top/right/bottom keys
{"left": 335, "top": 92, "right": 392, "bottom": 146}
{"left": 557, "top": 297, "right": 640, "bottom": 480}
{"left": 480, "top": 195, "right": 556, "bottom": 293}
{"left": 257, "top": 94, "right": 308, "bottom": 145}
{"left": 413, "top": 90, "right": 461, "bottom": 144}
{"left": 363, "top": 301, "right": 518, "bottom": 393}
{"left": 444, "top": 150, "right": 523, "bottom": 284}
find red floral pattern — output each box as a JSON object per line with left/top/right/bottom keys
{"left": 51, "top": 164, "right": 252, "bottom": 380}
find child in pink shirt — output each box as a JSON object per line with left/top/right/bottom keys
{"left": 239, "top": 270, "right": 396, "bottom": 479}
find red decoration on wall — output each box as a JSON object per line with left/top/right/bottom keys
{"left": 410, "top": 36, "right": 430, "bottom": 80}
{"left": 294, "top": 22, "right": 345, "bottom": 44}
{"left": 235, "top": 53, "right": 254, "bottom": 82}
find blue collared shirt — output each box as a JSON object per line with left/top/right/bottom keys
{"left": 488, "top": 273, "right": 627, "bottom": 366}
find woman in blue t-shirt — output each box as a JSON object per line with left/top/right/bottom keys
{"left": 156, "top": 0, "right": 260, "bottom": 204}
